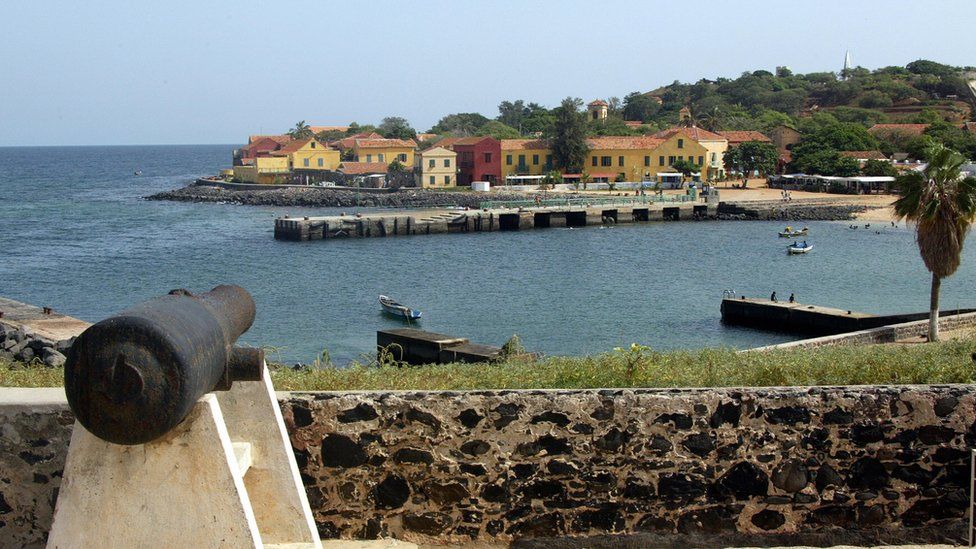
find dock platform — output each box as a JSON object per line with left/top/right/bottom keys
{"left": 275, "top": 201, "right": 717, "bottom": 241}
{"left": 377, "top": 328, "right": 501, "bottom": 365}
{"left": 0, "top": 296, "right": 90, "bottom": 342}
{"left": 721, "top": 297, "right": 976, "bottom": 336}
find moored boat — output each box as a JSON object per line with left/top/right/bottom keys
{"left": 787, "top": 242, "right": 813, "bottom": 254}
{"left": 379, "top": 295, "right": 422, "bottom": 320}
{"left": 778, "top": 226, "right": 809, "bottom": 237}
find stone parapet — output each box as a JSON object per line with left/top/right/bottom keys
{"left": 1, "top": 385, "right": 974, "bottom": 546}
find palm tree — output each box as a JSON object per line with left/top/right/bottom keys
{"left": 288, "top": 120, "right": 312, "bottom": 140}
{"left": 893, "top": 143, "right": 976, "bottom": 341}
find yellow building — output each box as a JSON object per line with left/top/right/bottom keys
{"left": 654, "top": 127, "right": 728, "bottom": 180}
{"left": 353, "top": 138, "right": 417, "bottom": 167}
{"left": 501, "top": 139, "right": 553, "bottom": 179}
{"left": 232, "top": 156, "right": 290, "bottom": 184}
{"left": 416, "top": 146, "right": 457, "bottom": 188}
{"left": 271, "top": 138, "right": 341, "bottom": 171}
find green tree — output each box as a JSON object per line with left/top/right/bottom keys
{"left": 550, "top": 97, "right": 588, "bottom": 172}
{"left": 724, "top": 141, "right": 779, "bottom": 177}
{"left": 671, "top": 159, "right": 700, "bottom": 181}
{"left": 346, "top": 122, "right": 378, "bottom": 135}
{"left": 429, "top": 113, "right": 490, "bottom": 135}
{"left": 893, "top": 143, "right": 976, "bottom": 341}
{"left": 288, "top": 120, "right": 313, "bottom": 140}
{"left": 378, "top": 117, "right": 417, "bottom": 139}
{"left": 621, "top": 92, "right": 661, "bottom": 122}
{"left": 861, "top": 159, "right": 898, "bottom": 177}
{"left": 475, "top": 120, "right": 521, "bottom": 140}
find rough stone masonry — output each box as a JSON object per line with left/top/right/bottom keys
{"left": 1, "top": 385, "right": 974, "bottom": 547}
{"left": 283, "top": 385, "right": 975, "bottom": 545}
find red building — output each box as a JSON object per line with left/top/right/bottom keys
{"left": 441, "top": 137, "right": 500, "bottom": 186}
{"left": 234, "top": 135, "right": 290, "bottom": 165}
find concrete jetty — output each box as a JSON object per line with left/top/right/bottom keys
{"left": 275, "top": 200, "right": 716, "bottom": 241}
{"left": 377, "top": 328, "right": 502, "bottom": 365}
{"left": 721, "top": 297, "right": 976, "bottom": 336}
{"left": 0, "top": 297, "right": 90, "bottom": 342}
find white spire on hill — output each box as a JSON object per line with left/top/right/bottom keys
{"left": 843, "top": 50, "right": 854, "bottom": 79}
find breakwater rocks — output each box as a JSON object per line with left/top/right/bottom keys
{"left": 717, "top": 202, "right": 868, "bottom": 221}
{"left": 283, "top": 385, "right": 975, "bottom": 545}
{"left": 147, "top": 184, "right": 534, "bottom": 209}
{"left": 0, "top": 324, "right": 69, "bottom": 367}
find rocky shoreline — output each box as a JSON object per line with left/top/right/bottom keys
{"left": 147, "top": 184, "right": 533, "bottom": 209}
{"left": 716, "top": 204, "right": 868, "bottom": 221}
{"left": 149, "top": 183, "right": 869, "bottom": 221}
{"left": 0, "top": 324, "right": 70, "bottom": 368}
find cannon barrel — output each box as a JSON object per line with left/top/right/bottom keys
{"left": 64, "top": 285, "right": 265, "bottom": 445}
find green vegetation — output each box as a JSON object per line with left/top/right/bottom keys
{"left": 894, "top": 143, "right": 976, "bottom": 341}
{"left": 550, "top": 97, "right": 589, "bottom": 173}
{"left": 377, "top": 116, "right": 417, "bottom": 140}
{"left": 287, "top": 120, "right": 314, "bottom": 140}
{"left": 723, "top": 140, "right": 779, "bottom": 178}
{"left": 5, "top": 340, "right": 976, "bottom": 390}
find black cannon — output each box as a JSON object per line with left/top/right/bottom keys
{"left": 64, "top": 285, "right": 265, "bottom": 445}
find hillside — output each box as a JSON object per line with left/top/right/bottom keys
{"left": 626, "top": 59, "right": 975, "bottom": 133}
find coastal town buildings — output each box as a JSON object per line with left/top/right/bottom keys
{"left": 438, "top": 137, "right": 501, "bottom": 185}
{"left": 351, "top": 137, "right": 416, "bottom": 166}
{"left": 415, "top": 147, "right": 457, "bottom": 188}
{"left": 654, "top": 127, "right": 728, "bottom": 180}
{"left": 501, "top": 139, "right": 553, "bottom": 178}
{"left": 271, "top": 138, "right": 341, "bottom": 171}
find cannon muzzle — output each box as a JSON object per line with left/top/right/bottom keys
{"left": 65, "top": 285, "right": 265, "bottom": 445}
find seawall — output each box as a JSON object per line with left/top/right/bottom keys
{"left": 2, "top": 384, "right": 974, "bottom": 546}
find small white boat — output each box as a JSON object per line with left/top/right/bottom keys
{"left": 379, "top": 295, "right": 422, "bottom": 320}
{"left": 787, "top": 243, "right": 813, "bottom": 254}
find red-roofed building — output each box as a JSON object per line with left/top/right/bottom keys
{"left": 587, "top": 99, "right": 609, "bottom": 121}
{"left": 334, "top": 132, "right": 384, "bottom": 152}
{"left": 236, "top": 136, "right": 290, "bottom": 165}
{"left": 338, "top": 162, "right": 389, "bottom": 175}
{"left": 653, "top": 127, "right": 729, "bottom": 180}
{"left": 716, "top": 130, "right": 772, "bottom": 146}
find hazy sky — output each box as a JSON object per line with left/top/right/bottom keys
{"left": 2, "top": 0, "right": 973, "bottom": 146}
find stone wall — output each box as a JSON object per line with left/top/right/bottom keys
{"left": 2, "top": 385, "right": 975, "bottom": 547}
{"left": 285, "top": 386, "right": 975, "bottom": 545}
{"left": 751, "top": 311, "right": 976, "bottom": 351}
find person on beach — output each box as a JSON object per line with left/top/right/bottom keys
{"left": 770, "top": 291, "right": 777, "bottom": 302}
{"left": 789, "top": 293, "right": 795, "bottom": 303}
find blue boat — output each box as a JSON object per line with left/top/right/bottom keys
{"left": 379, "top": 295, "right": 422, "bottom": 320}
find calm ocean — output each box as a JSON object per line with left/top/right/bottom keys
{"left": 2, "top": 145, "right": 974, "bottom": 364}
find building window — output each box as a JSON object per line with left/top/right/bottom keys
{"left": 677, "top": 138, "right": 684, "bottom": 149}
{"left": 429, "top": 176, "right": 435, "bottom": 185}
{"left": 366, "top": 154, "right": 373, "bottom": 163}
{"left": 303, "top": 158, "right": 309, "bottom": 167}
{"left": 532, "top": 154, "right": 539, "bottom": 165}
{"left": 677, "top": 156, "right": 682, "bottom": 162}
{"left": 444, "top": 175, "right": 451, "bottom": 185}
{"left": 318, "top": 158, "right": 323, "bottom": 167}
{"left": 443, "top": 159, "right": 450, "bottom": 168}
{"left": 378, "top": 154, "right": 385, "bottom": 162}
{"left": 545, "top": 155, "right": 552, "bottom": 169}
{"left": 601, "top": 156, "right": 612, "bottom": 167}
{"left": 398, "top": 153, "right": 407, "bottom": 162}
{"left": 698, "top": 156, "right": 703, "bottom": 165}
{"left": 668, "top": 156, "right": 675, "bottom": 165}
{"left": 310, "top": 141, "right": 316, "bottom": 148}
{"left": 644, "top": 156, "right": 650, "bottom": 167}
{"left": 618, "top": 156, "right": 624, "bottom": 167}
{"left": 591, "top": 156, "right": 598, "bottom": 167}
{"left": 659, "top": 156, "right": 665, "bottom": 166}
{"left": 711, "top": 152, "right": 716, "bottom": 161}
{"left": 484, "top": 153, "right": 492, "bottom": 163}
{"left": 429, "top": 159, "right": 435, "bottom": 168}
{"left": 506, "top": 154, "right": 513, "bottom": 165}
{"left": 518, "top": 154, "right": 525, "bottom": 166}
